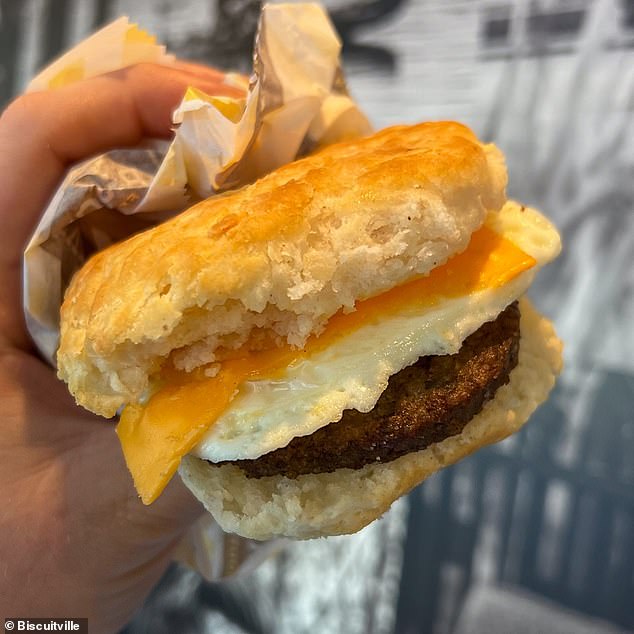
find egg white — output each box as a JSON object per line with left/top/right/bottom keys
{"left": 192, "top": 201, "right": 561, "bottom": 463}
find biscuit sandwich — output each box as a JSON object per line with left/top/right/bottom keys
{"left": 57, "top": 121, "right": 562, "bottom": 540}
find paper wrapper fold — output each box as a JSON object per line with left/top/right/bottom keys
{"left": 27, "top": 17, "right": 175, "bottom": 91}
{"left": 22, "top": 2, "right": 371, "bottom": 580}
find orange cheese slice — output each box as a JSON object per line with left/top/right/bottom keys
{"left": 117, "top": 226, "right": 536, "bottom": 504}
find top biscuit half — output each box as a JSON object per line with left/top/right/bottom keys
{"left": 57, "top": 121, "right": 508, "bottom": 417}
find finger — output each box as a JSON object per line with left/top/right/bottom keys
{"left": 0, "top": 61, "right": 244, "bottom": 263}
{"left": 168, "top": 59, "right": 247, "bottom": 97}
{"left": 171, "top": 60, "right": 249, "bottom": 83}
{"left": 169, "top": 59, "right": 229, "bottom": 81}
{"left": 0, "top": 62, "right": 244, "bottom": 350}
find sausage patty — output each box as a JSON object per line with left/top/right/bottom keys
{"left": 222, "top": 302, "right": 521, "bottom": 479}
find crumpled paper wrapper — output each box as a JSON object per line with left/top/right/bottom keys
{"left": 23, "top": 3, "right": 371, "bottom": 580}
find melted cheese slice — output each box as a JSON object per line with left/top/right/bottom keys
{"left": 117, "top": 216, "right": 542, "bottom": 504}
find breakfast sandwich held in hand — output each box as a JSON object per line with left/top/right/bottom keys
{"left": 57, "top": 121, "right": 562, "bottom": 540}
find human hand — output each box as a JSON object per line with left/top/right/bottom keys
{"left": 0, "top": 62, "right": 243, "bottom": 633}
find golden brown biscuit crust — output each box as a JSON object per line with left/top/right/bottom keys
{"left": 58, "top": 121, "right": 507, "bottom": 416}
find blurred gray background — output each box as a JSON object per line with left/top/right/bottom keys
{"left": 1, "top": 1, "right": 633, "bottom": 633}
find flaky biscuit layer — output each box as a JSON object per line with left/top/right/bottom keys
{"left": 58, "top": 121, "right": 507, "bottom": 416}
